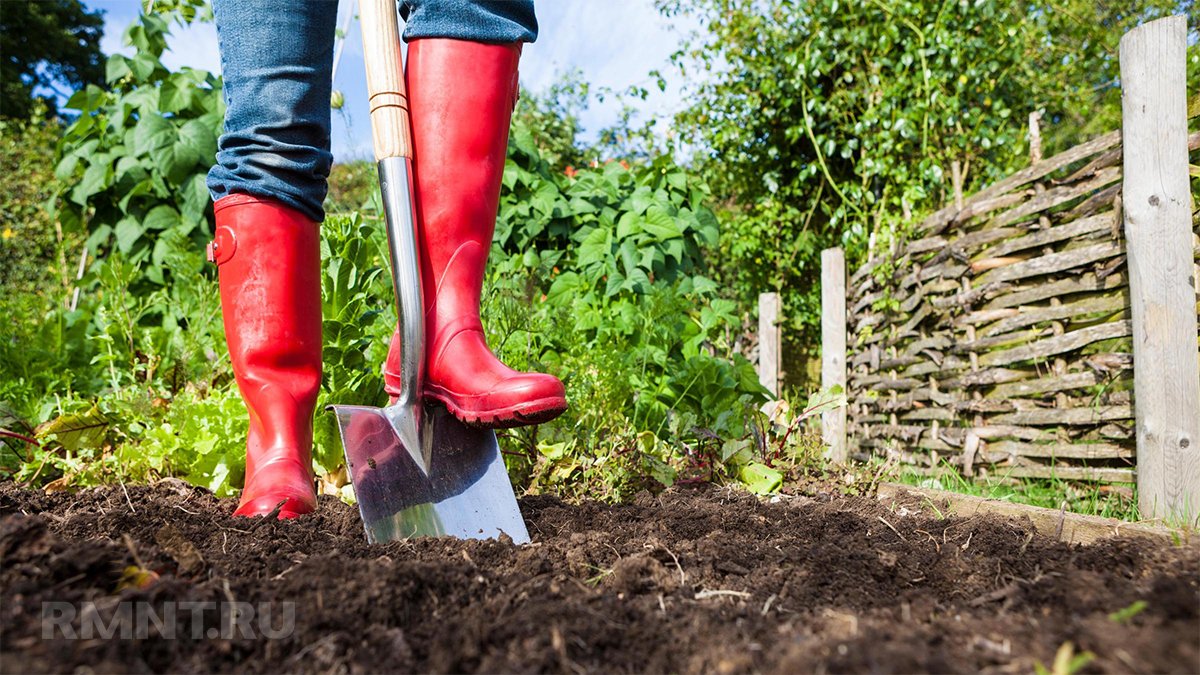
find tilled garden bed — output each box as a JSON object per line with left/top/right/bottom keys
{"left": 1, "top": 481, "right": 1197, "bottom": 673}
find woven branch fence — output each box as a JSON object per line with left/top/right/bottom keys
{"left": 844, "top": 126, "right": 1198, "bottom": 483}
{"left": 819, "top": 18, "right": 1200, "bottom": 520}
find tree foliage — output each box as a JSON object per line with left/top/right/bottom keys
{"left": 0, "top": 0, "right": 105, "bottom": 119}
{"left": 662, "top": 0, "right": 1194, "bottom": 348}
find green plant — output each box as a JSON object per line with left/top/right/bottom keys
{"left": 1108, "top": 600, "right": 1148, "bottom": 625}
{"left": 313, "top": 213, "right": 394, "bottom": 477}
{"left": 52, "top": 10, "right": 222, "bottom": 292}
{"left": 1034, "top": 642, "right": 1096, "bottom": 675}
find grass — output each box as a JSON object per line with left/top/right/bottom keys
{"left": 893, "top": 460, "right": 1140, "bottom": 522}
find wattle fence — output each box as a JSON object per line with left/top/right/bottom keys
{"left": 809, "top": 16, "right": 1200, "bottom": 523}
{"left": 843, "top": 125, "right": 1199, "bottom": 481}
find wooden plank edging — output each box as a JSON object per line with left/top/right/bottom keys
{"left": 876, "top": 482, "right": 1190, "bottom": 546}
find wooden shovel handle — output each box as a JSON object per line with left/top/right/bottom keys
{"left": 359, "top": 0, "right": 413, "bottom": 160}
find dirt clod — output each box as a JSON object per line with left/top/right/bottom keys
{"left": 1, "top": 482, "right": 1196, "bottom": 673}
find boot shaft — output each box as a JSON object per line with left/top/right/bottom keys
{"left": 407, "top": 39, "right": 521, "bottom": 345}
{"left": 212, "top": 194, "right": 323, "bottom": 501}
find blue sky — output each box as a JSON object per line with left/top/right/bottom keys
{"left": 83, "top": 0, "right": 700, "bottom": 160}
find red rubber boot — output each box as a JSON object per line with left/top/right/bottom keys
{"left": 383, "top": 39, "right": 567, "bottom": 428}
{"left": 209, "top": 194, "right": 322, "bottom": 518}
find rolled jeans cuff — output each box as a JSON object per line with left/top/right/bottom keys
{"left": 402, "top": 0, "right": 538, "bottom": 43}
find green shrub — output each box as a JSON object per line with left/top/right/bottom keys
{"left": 0, "top": 106, "right": 72, "bottom": 297}
{"left": 52, "top": 11, "right": 221, "bottom": 293}
{"left": 477, "top": 117, "right": 780, "bottom": 500}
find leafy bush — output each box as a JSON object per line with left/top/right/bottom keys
{"left": 52, "top": 11, "right": 221, "bottom": 291}
{"left": 0, "top": 107, "right": 72, "bottom": 296}
{"left": 477, "top": 117, "right": 785, "bottom": 499}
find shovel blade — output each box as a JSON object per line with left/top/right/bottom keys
{"left": 329, "top": 403, "right": 530, "bottom": 544}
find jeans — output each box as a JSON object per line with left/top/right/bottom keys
{"left": 207, "top": 0, "right": 538, "bottom": 222}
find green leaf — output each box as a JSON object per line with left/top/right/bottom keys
{"left": 160, "top": 79, "right": 196, "bottom": 113}
{"left": 119, "top": 178, "right": 155, "bottom": 211}
{"left": 666, "top": 171, "right": 688, "bottom": 192}
{"left": 641, "top": 207, "right": 682, "bottom": 240}
{"left": 576, "top": 226, "right": 611, "bottom": 268}
{"left": 65, "top": 84, "right": 106, "bottom": 111}
{"left": 178, "top": 118, "right": 218, "bottom": 161}
{"left": 615, "top": 211, "right": 642, "bottom": 239}
{"left": 644, "top": 454, "right": 677, "bottom": 487}
{"left": 739, "top": 462, "right": 783, "bottom": 495}
{"left": 71, "top": 161, "right": 111, "bottom": 206}
{"left": 85, "top": 224, "right": 113, "bottom": 251}
{"left": 143, "top": 204, "right": 181, "bottom": 231}
{"left": 179, "top": 173, "right": 210, "bottom": 225}
{"left": 36, "top": 404, "right": 110, "bottom": 452}
{"left": 54, "top": 153, "right": 80, "bottom": 181}
{"left": 151, "top": 139, "right": 202, "bottom": 185}
{"left": 115, "top": 215, "right": 144, "bottom": 253}
{"left": 799, "top": 385, "right": 846, "bottom": 420}
{"left": 124, "top": 86, "right": 161, "bottom": 113}
{"left": 545, "top": 272, "right": 580, "bottom": 306}
{"left": 1108, "top": 600, "right": 1148, "bottom": 624}
{"left": 131, "top": 114, "right": 175, "bottom": 155}
{"left": 105, "top": 55, "right": 132, "bottom": 84}
{"left": 628, "top": 186, "right": 655, "bottom": 214}
{"left": 604, "top": 271, "right": 625, "bottom": 297}
{"left": 690, "top": 275, "right": 719, "bottom": 295}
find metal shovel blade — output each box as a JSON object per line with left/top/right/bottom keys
{"left": 330, "top": 402, "right": 531, "bottom": 545}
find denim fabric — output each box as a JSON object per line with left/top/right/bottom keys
{"left": 207, "top": 0, "right": 338, "bottom": 222}
{"left": 401, "top": 0, "right": 537, "bottom": 43}
{"left": 207, "top": 0, "right": 537, "bottom": 222}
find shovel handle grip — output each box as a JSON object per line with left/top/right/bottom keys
{"left": 360, "top": 0, "right": 413, "bottom": 160}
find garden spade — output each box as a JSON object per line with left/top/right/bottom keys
{"left": 327, "top": 0, "right": 530, "bottom": 545}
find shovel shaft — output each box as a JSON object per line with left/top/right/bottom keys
{"left": 359, "top": 0, "right": 413, "bottom": 161}
{"left": 361, "top": 0, "right": 424, "bottom": 423}
{"left": 378, "top": 157, "right": 424, "bottom": 417}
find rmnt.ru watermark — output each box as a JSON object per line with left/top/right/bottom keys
{"left": 42, "top": 601, "right": 295, "bottom": 640}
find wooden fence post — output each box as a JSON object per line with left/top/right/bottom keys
{"left": 757, "top": 292, "right": 781, "bottom": 396}
{"left": 821, "top": 248, "right": 847, "bottom": 464}
{"left": 1119, "top": 15, "right": 1200, "bottom": 524}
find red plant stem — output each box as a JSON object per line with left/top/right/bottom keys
{"left": 0, "top": 429, "right": 40, "bottom": 447}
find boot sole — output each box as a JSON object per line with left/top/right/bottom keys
{"left": 233, "top": 494, "right": 316, "bottom": 519}
{"left": 428, "top": 393, "right": 569, "bottom": 429}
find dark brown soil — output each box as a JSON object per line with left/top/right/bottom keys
{"left": 1, "top": 481, "right": 1197, "bottom": 674}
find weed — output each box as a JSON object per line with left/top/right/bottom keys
{"left": 1108, "top": 600, "right": 1148, "bottom": 624}
{"left": 1034, "top": 642, "right": 1096, "bottom": 675}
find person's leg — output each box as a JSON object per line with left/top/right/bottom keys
{"left": 206, "top": 0, "right": 337, "bottom": 518}
{"left": 207, "top": 0, "right": 338, "bottom": 221}
{"left": 382, "top": 2, "right": 566, "bottom": 428}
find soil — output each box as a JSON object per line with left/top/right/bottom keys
{"left": 1, "top": 481, "right": 1197, "bottom": 674}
